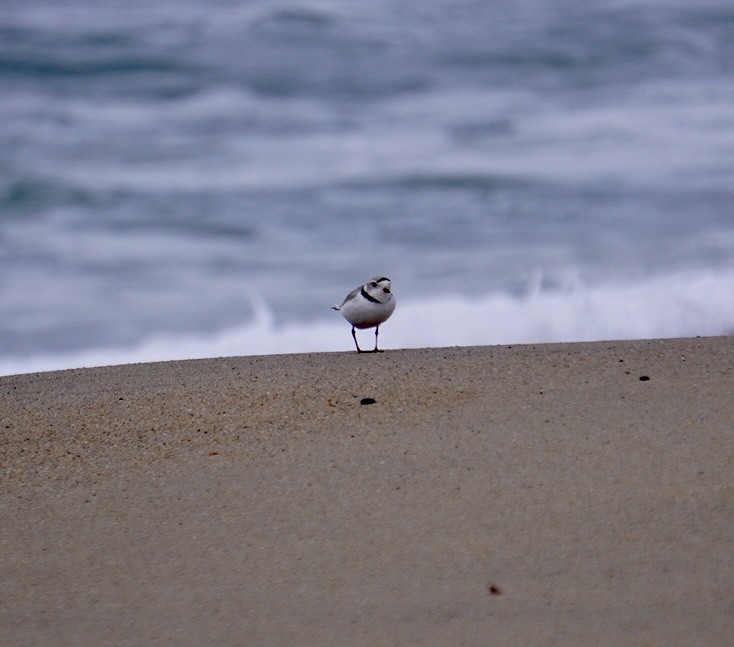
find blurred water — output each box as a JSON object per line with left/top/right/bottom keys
{"left": 1, "top": 0, "right": 734, "bottom": 374}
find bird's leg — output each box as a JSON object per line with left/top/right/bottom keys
{"left": 351, "top": 327, "right": 364, "bottom": 353}
{"left": 372, "top": 325, "right": 384, "bottom": 353}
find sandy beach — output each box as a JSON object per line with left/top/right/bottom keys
{"left": 1, "top": 337, "right": 733, "bottom": 645}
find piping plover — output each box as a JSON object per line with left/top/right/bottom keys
{"left": 332, "top": 276, "right": 396, "bottom": 353}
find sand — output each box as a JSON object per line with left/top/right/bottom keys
{"left": 1, "top": 337, "right": 733, "bottom": 645}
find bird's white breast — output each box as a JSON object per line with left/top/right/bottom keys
{"left": 340, "top": 292, "right": 395, "bottom": 329}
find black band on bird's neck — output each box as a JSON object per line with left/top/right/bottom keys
{"left": 360, "top": 287, "right": 381, "bottom": 303}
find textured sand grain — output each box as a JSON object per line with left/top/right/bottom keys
{"left": 1, "top": 338, "right": 733, "bottom": 645}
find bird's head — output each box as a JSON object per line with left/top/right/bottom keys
{"left": 363, "top": 276, "right": 393, "bottom": 302}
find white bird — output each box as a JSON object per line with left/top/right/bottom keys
{"left": 332, "top": 276, "right": 396, "bottom": 353}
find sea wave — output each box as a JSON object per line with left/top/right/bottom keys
{"left": 2, "top": 268, "right": 732, "bottom": 377}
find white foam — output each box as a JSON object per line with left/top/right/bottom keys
{"left": 2, "top": 268, "right": 733, "bottom": 376}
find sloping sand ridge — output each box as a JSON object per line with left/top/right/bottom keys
{"left": 1, "top": 338, "right": 733, "bottom": 645}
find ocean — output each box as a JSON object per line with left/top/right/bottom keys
{"left": 2, "top": 0, "right": 734, "bottom": 376}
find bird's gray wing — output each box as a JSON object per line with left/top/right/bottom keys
{"left": 332, "top": 285, "right": 362, "bottom": 310}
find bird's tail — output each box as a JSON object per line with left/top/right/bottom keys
{"left": 331, "top": 305, "right": 341, "bottom": 311}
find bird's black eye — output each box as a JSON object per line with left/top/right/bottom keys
{"left": 371, "top": 281, "right": 377, "bottom": 287}
{"left": 383, "top": 287, "right": 390, "bottom": 293}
